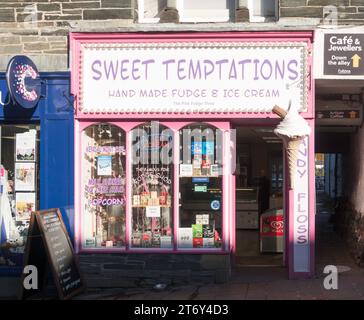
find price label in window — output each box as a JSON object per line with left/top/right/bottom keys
{"left": 178, "top": 228, "right": 193, "bottom": 248}
{"left": 97, "top": 155, "right": 112, "bottom": 176}
{"left": 146, "top": 206, "right": 161, "bottom": 217}
{"left": 180, "top": 164, "right": 193, "bottom": 177}
{"left": 194, "top": 185, "right": 207, "bottom": 192}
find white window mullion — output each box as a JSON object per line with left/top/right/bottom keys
{"left": 139, "top": 0, "right": 231, "bottom": 23}
{"left": 248, "top": 0, "right": 277, "bottom": 22}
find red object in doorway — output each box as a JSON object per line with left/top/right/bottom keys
{"left": 260, "top": 215, "right": 284, "bottom": 237}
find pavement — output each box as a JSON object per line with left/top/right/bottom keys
{"left": 2, "top": 193, "right": 364, "bottom": 300}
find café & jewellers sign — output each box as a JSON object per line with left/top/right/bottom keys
{"left": 78, "top": 41, "right": 310, "bottom": 114}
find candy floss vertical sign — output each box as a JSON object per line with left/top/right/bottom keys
{"left": 293, "top": 137, "right": 310, "bottom": 272}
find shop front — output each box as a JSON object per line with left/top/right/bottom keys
{"left": 70, "top": 31, "right": 315, "bottom": 283}
{"left": 0, "top": 62, "right": 74, "bottom": 275}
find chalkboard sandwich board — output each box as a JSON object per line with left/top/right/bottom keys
{"left": 20, "top": 208, "right": 85, "bottom": 300}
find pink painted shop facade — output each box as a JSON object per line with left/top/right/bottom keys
{"left": 70, "top": 31, "right": 315, "bottom": 281}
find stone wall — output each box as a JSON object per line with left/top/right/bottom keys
{"left": 0, "top": 0, "right": 134, "bottom": 71}
{"left": 79, "top": 253, "right": 232, "bottom": 288}
{"left": 334, "top": 203, "right": 364, "bottom": 266}
{"left": 334, "top": 124, "right": 364, "bottom": 266}
{"left": 280, "top": 0, "right": 364, "bottom": 24}
{"left": 1, "top": 1, "right": 364, "bottom": 71}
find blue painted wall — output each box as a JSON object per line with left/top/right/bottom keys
{"left": 0, "top": 72, "right": 74, "bottom": 275}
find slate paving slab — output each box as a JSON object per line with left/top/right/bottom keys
{"left": 2, "top": 195, "right": 364, "bottom": 300}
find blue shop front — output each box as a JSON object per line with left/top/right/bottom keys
{"left": 0, "top": 61, "right": 74, "bottom": 276}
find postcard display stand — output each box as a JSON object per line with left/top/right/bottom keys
{"left": 14, "top": 130, "right": 37, "bottom": 234}
{"left": 0, "top": 166, "right": 19, "bottom": 244}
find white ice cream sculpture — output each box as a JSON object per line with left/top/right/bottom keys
{"left": 273, "top": 104, "right": 311, "bottom": 189}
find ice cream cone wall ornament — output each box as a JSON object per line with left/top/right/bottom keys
{"left": 272, "top": 104, "right": 311, "bottom": 189}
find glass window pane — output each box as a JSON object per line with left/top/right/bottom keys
{"left": 180, "top": 0, "right": 230, "bottom": 22}
{"left": 131, "top": 122, "right": 174, "bottom": 249}
{"left": 81, "top": 124, "right": 126, "bottom": 249}
{"left": 184, "top": 0, "right": 228, "bottom": 10}
{"left": 252, "top": 0, "right": 276, "bottom": 17}
{"left": 0, "top": 124, "right": 40, "bottom": 268}
{"left": 178, "top": 124, "right": 223, "bottom": 249}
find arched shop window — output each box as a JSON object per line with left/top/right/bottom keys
{"left": 81, "top": 124, "right": 126, "bottom": 249}
{"left": 131, "top": 122, "right": 174, "bottom": 249}
{"left": 178, "top": 123, "right": 223, "bottom": 249}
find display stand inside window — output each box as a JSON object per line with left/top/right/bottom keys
{"left": 178, "top": 124, "right": 223, "bottom": 249}
{"left": 131, "top": 122, "right": 173, "bottom": 249}
{"left": 0, "top": 125, "right": 40, "bottom": 268}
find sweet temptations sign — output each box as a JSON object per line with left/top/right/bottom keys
{"left": 78, "top": 41, "right": 309, "bottom": 114}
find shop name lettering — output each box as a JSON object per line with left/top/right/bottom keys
{"left": 91, "top": 58, "right": 298, "bottom": 99}
{"left": 296, "top": 139, "right": 309, "bottom": 245}
{"left": 91, "top": 58, "right": 299, "bottom": 82}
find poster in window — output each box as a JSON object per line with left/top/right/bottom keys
{"left": 177, "top": 228, "right": 193, "bottom": 248}
{"left": 196, "top": 214, "right": 209, "bottom": 225}
{"left": 15, "top": 192, "right": 36, "bottom": 221}
{"left": 203, "top": 141, "right": 215, "bottom": 155}
{"left": 203, "top": 238, "right": 215, "bottom": 248}
{"left": 180, "top": 164, "right": 193, "bottom": 177}
{"left": 210, "top": 164, "right": 220, "bottom": 177}
{"left": 193, "top": 238, "right": 203, "bottom": 248}
{"left": 192, "top": 141, "right": 202, "bottom": 155}
{"left": 146, "top": 206, "right": 161, "bottom": 218}
{"left": 160, "top": 236, "right": 172, "bottom": 248}
{"left": 97, "top": 155, "right": 112, "bottom": 176}
{"left": 15, "top": 162, "right": 35, "bottom": 191}
{"left": 15, "top": 130, "right": 36, "bottom": 162}
{"left": 192, "top": 224, "right": 203, "bottom": 238}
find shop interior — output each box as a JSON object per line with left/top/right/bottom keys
{"left": 0, "top": 124, "right": 40, "bottom": 268}
{"left": 234, "top": 126, "right": 284, "bottom": 267}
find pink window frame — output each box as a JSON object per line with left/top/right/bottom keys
{"left": 75, "top": 120, "right": 231, "bottom": 254}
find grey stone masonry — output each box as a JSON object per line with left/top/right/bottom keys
{"left": 334, "top": 201, "right": 364, "bottom": 267}
{"left": 280, "top": 0, "right": 364, "bottom": 24}
{"left": 0, "top": 0, "right": 134, "bottom": 71}
{"left": 78, "top": 253, "right": 232, "bottom": 288}
{"left": 0, "top": 0, "right": 363, "bottom": 71}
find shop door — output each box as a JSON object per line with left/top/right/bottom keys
{"left": 0, "top": 124, "right": 40, "bottom": 270}
{"left": 234, "top": 126, "right": 284, "bottom": 266}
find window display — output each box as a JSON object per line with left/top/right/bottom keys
{"left": 0, "top": 125, "right": 39, "bottom": 268}
{"left": 81, "top": 124, "right": 126, "bottom": 249}
{"left": 131, "top": 122, "right": 173, "bottom": 249}
{"left": 178, "top": 124, "right": 223, "bottom": 249}
{"left": 78, "top": 121, "right": 225, "bottom": 252}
